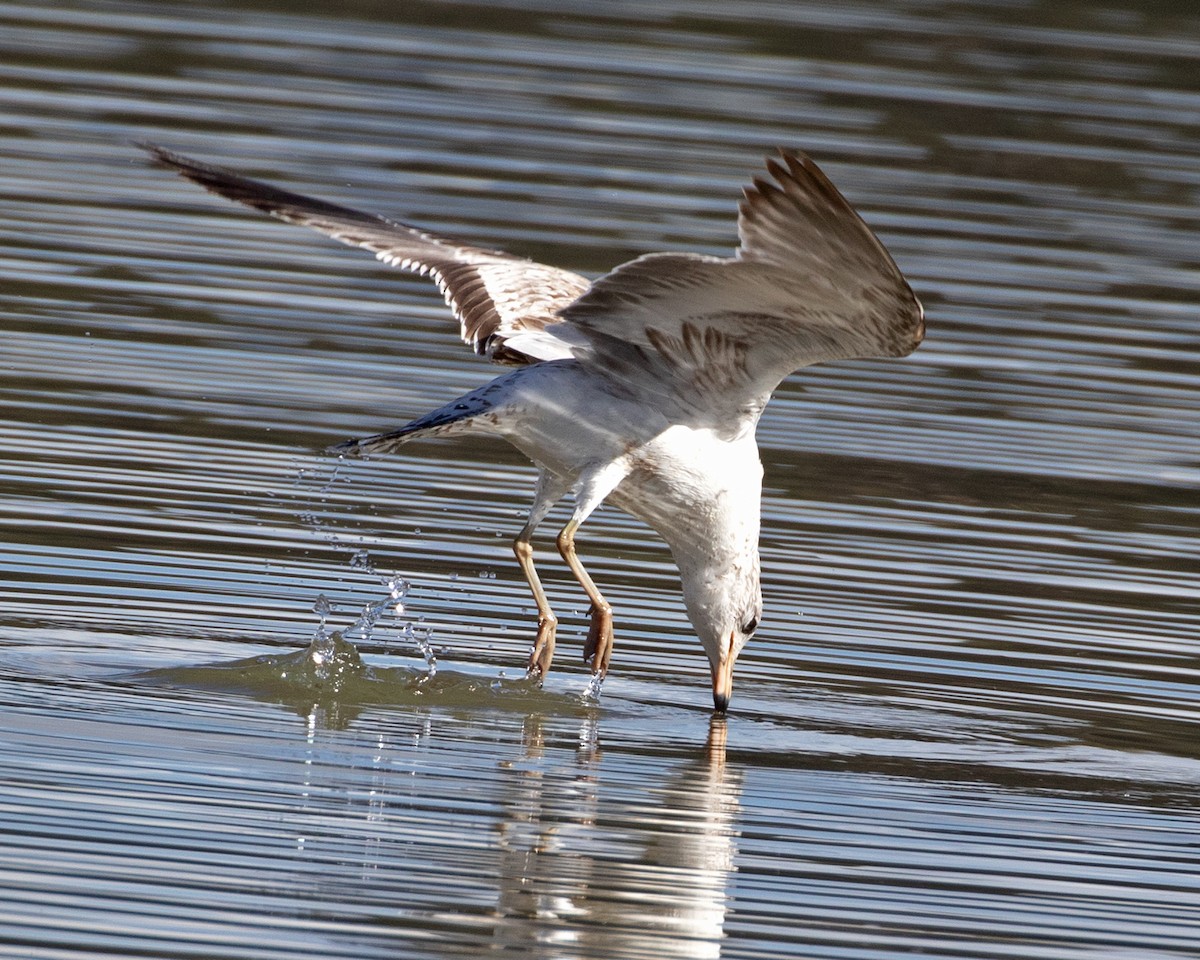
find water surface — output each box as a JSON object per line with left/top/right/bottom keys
{"left": 2, "top": 1, "right": 1199, "bottom": 957}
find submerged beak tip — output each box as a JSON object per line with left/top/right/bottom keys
{"left": 711, "top": 653, "right": 735, "bottom": 713}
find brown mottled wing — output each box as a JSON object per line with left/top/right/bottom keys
{"left": 142, "top": 144, "right": 590, "bottom": 363}
{"left": 560, "top": 150, "right": 923, "bottom": 414}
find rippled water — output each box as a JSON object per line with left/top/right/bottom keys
{"left": 2, "top": 1, "right": 1199, "bottom": 957}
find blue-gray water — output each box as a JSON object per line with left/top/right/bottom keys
{"left": 2, "top": 1, "right": 1198, "bottom": 957}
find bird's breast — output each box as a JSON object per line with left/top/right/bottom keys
{"left": 612, "top": 425, "right": 763, "bottom": 560}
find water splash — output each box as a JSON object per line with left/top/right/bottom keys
{"left": 404, "top": 622, "right": 438, "bottom": 680}
{"left": 309, "top": 593, "right": 336, "bottom": 679}
{"left": 582, "top": 671, "right": 605, "bottom": 703}
{"left": 296, "top": 457, "right": 352, "bottom": 553}
{"left": 312, "top": 592, "right": 332, "bottom": 627}
{"left": 350, "top": 596, "right": 391, "bottom": 645}
{"left": 323, "top": 568, "right": 432, "bottom": 679}
{"left": 296, "top": 456, "right": 438, "bottom": 684}
{"left": 386, "top": 576, "right": 410, "bottom": 617}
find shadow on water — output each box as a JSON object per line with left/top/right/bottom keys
{"left": 135, "top": 630, "right": 593, "bottom": 730}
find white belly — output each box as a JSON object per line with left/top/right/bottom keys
{"left": 612, "top": 424, "right": 763, "bottom": 561}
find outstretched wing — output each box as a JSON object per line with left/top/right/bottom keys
{"left": 142, "top": 144, "right": 590, "bottom": 364}
{"left": 559, "top": 149, "right": 923, "bottom": 417}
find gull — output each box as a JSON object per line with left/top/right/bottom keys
{"left": 144, "top": 143, "right": 924, "bottom": 710}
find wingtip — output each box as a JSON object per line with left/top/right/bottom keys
{"left": 764, "top": 155, "right": 791, "bottom": 186}
{"left": 774, "top": 145, "right": 812, "bottom": 166}
{"left": 748, "top": 174, "right": 782, "bottom": 200}
{"left": 136, "top": 140, "right": 179, "bottom": 166}
{"left": 136, "top": 142, "right": 246, "bottom": 186}
{"left": 768, "top": 148, "right": 826, "bottom": 184}
{"left": 751, "top": 149, "right": 829, "bottom": 200}
{"left": 136, "top": 141, "right": 216, "bottom": 183}
{"left": 779, "top": 148, "right": 814, "bottom": 178}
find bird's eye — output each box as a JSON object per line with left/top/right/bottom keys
{"left": 741, "top": 615, "right": 758, "bottom": 635}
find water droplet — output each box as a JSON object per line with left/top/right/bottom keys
{"left": 405, "top": 622, "right": 438, "bottom": 678}
{"left": 352, "top": 597, "right": 390, "bottom": 644}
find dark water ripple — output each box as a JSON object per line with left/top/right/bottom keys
{"left": 1, "top": 0, "right": 1199, "bottom": 958}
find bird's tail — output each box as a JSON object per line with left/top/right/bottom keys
{"left": 327, "top": 388, "right": 498, "bottom": 458}
{"left": 327, "top": 425, "right": 421, "bottom": 458}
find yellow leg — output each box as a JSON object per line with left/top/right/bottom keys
{"left": 556, "top": 520, "right": 615, "bottom": 676}
{"left": 514, "top": 533, "right": 557, "bottom": 680}
{"left": 515, "top": 470, "right": 569, "bottom": 683}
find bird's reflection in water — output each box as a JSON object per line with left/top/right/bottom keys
{"left": 493, "top": 715, "right": 742, "bottom": 958}
{"left": 149, "top": 648, "right": 743, "bottom": 955}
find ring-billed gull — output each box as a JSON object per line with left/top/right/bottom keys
{"left": 144, "top": 144, "right": 924, "bottom": 710}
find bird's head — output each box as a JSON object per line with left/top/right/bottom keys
{"left": 679, "top": 551, "right": 762, "bottom": 713}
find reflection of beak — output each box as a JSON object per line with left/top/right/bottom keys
{"left": 706, "top": 714, "right": 728, "bottom": 767}
{"left": 711, "top": 648, "right": 735, "bottom": 712}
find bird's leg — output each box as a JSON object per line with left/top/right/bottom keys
{"left": 517, "top": 471, "right": 569, "bottom": 683}
{"left": 514, "top": 531, "right": 557, "bottom": 680}
{"left": 556, "top": 518, "right": 615, "bottom": 678}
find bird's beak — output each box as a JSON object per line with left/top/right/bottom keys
{"left": 711, "top": 648, "right": 736, "bottom": 712}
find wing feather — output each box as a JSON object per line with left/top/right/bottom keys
{"left": 142, "top": 144, "right": 590, "bottom": 363}
{"left": 560, "top": 150, "right": 923, "bottom": 417}
{"left": 146, "top": 144, "right": 922, "bottom": 409}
